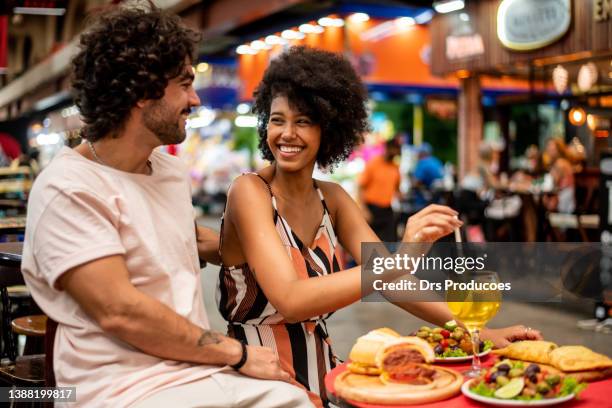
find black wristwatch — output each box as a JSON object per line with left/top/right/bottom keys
{"left": 231, "top": 341, "right": 248, "bottom": 370}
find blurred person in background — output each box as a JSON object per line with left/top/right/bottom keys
{"left": 359, "top": 137, "right": 401, "bottom": 241}
{"left": 217, "top": 45, "right": 542, "bottom": 408}
{"left": 20, "top": 5, "right": 311, "bottom": 407}
{"left": 0, "top": 132, "right": 22, "bottom": 165}
{"left": 543, "top": 138, "right": 575, "bottom": 214}
{"left": 477, "top": 143, "right": 505, "bottom": 193}
{"left": 411, "top": 142, "right": 444, "bottom": 209}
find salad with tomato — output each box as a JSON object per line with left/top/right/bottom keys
{"left": 414, "top": 320, "right": 493, "bottom": 358}
{"left": 469, "top": 359, "right": 586, "bottom": 400}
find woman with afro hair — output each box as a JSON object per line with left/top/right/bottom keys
{"left": 216, "top": 46, "right": 541, "bottom": 407}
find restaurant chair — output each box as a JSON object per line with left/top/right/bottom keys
{"left": 548, "top": 169, "right": 600, "bottom": 242}
{"left": 0, "top": 243, "right": 47, "bottom": 393}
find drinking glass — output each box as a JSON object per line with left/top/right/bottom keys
{"left": 446, "top": 271, "right": 501, "bottom": 378}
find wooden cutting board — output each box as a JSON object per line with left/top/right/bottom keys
{"left": 334, "top": 366, "right": 463, "bottom": 405}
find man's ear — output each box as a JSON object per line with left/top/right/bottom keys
{"left": 136, "top": 99, "right": 148, "bottom": 109}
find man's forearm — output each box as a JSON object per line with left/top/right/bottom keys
{"left": 102, "top": 289, "right": 240, "bottom": 366}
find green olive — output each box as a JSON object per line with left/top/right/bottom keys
{"left": 496, "top": 375, "right": 510, "bottom": 386}
{"left": 509, "top": 368, "right": 524, "bottom": 378}
{"left": 452, "top": 331, "right": 464, "bottom": 341}
{"left": 545, "top": 374, "right": 561, "bottom": 386}
{"left": 536, "top": 382, "right": 550, "bottom": 393}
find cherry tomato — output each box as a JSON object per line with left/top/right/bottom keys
{"left": 440, "top": 329, "right": 451, "bottom": 338}
{"left": 440, "top": 339, "right": 449, "bottom": 348}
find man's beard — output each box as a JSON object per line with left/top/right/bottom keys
{"left": 142, "top": 99, "right": 187, "bottom": 145}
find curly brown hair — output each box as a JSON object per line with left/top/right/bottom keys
{"left": 71, "top": 4, "right": 200, "bottom": 141}
{"left": 253, "top": 46, "right": 369, "bottom": 169}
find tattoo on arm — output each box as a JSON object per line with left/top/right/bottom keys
{"left": 197, "top": 329, "right": 223, "bottom": 347}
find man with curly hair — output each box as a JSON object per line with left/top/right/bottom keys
{"left": 21, "top": 5, "right": 312, "bottom": 408}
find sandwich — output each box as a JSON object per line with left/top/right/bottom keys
{"left": 375, "top": 336, "right": 436, "bottom": 385}
{"left": 347, "top": 328, "right": 400, "bottom": 375}
{"left": 336, "top": 336, "right": 462, "bottom": 404}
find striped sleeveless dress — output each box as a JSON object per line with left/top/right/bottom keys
{"left": 216, "top": 174, "right": 343, "bottom": 408}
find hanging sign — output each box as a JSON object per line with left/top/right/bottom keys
{"left": 497, "top": 0, "right": 571, "bottom": 51}
{"left": 594, "top": 0, "right": 612, "bottom": 22}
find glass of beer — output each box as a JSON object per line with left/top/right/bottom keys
{"left": 446, "top": 271, "right": 501, "bottom": 377}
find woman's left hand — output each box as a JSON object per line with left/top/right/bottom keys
{"left": 481, "top": 325, "right": 543, "bottom": 349}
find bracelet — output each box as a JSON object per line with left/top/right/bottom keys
{"left": 230, "top": 341, "right": 248, "bottom": 371}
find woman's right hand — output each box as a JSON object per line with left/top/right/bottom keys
{"left": 238, "top": 345, "right": 292, "bottom": 383}
{"left": 403, "top": 204, "right": 462, "bottom": 243}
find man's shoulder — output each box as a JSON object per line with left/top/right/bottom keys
{"left": 151, "top": 149, "right": 187, "bottom": 173}
{"left": 30, "top": 149, "right": 113, "bottom": 203}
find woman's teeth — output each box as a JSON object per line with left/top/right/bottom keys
{"left": 279, "top": 146, "right": 303, "bottom": 153}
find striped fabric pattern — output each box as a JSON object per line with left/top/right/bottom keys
{"left": 216, "top": 175, "right": 343, "bottom": 408}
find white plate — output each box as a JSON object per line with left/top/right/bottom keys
{"left": 461, "top": 378, "right": 575, "bottom": 407}
{"left": 435, "top": 348, "right": 491, "bottom": 363}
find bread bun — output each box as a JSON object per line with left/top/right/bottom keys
{"left": 347, "top": 328, "right": 400, "bottom": 373}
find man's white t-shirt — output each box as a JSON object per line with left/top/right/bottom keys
{"left": 21, "top": 146, "right": 222, "bottom": 407}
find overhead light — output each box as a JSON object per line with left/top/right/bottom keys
{"left": 415, "top": 10, "right": 434, "bottom": 24}
{"left": 577, "top": 62, "right": 598, "bottom": 92}
{"left": 250, "top": 40, "right": 271, "bottom": 50}
{"left": 235, "top": 115, "right": 258, "bottom": 128}
{"left": 552, "top": 65, "right": 569, "bottom": 94}
{"left": 14, "top": 7, "right": 66, "bottom": 16}
{"left": 265, "top": 35, "right": 287, "bottom": 45}
{"left": 236, "top": 45, "right": 257, "bottom": 55}
{"left": 568, "top": 107, "right": 586, "bottom": 126}
{"left": 587, "top": 114, "right": 597, "bottom": 130}
{"left": 236, "top": 103, "right": 251, "bottom": 115}
{"left": 433, "top": 0, "right": 465, "bottom": 14}
{"left": 349, "top": 13, "right": 370, "bottom": 23}
{"left": 560, "top": 99, "right": 570, "bottom": 111}
{"left": 281, "top": 30, "right": 305, "bottom": 40}
{"left": 299, "top": 24, "right": 324, "bottom": 34}
{"left": 395, "top": 17, "right": 415, "bottom": 29}
{"left": 196, "top": 63, "right": 209, "bottom": 73}
{"left": 36, "top": 133, "right": 62, "bottom": 146}
{"left": 318, "top": 17, "right": 345, "bottom": 27}
{"left": 459, "top": 12, "right": 470, "bottom": 21}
